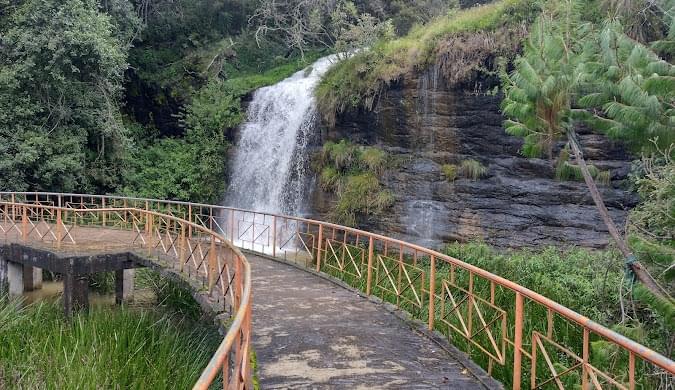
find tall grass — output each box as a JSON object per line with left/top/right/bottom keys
{"left": 0, "top": 295, "right": 221, "bottom": 389}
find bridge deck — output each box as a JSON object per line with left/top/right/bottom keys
{"left": 1, "top": 222, "right": 494, "bottom": 389}
{"left": 248, "top": 254, "right": 492, "bottom": 389}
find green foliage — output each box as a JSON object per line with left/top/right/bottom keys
{"left": 317, "top": 140, "right": 393, "bottom": 226}
{"left": 441, "top": 164, "right": 458, "bottom": 181}
{"left": 501, "top": 1, "right": 583, "bottom": 159}
{"left": 0, "top": 295, "right": 220, "bottom": 389}
{"left": 316, "top": 0, "right": 538, "bottom": 126}
{"left": 555, "top": 148, "right": 611, "bottom": 185}
{"left": 577, "top": 22, "right": 675, "bottom": 151}
{"left": 444, "top": 243, "right": 623, "bottom": 321}
{"left": 360, "top": 147, "right": 387, "bottom": 174}
{"left": 0, "top": 0, "right": 134, "bottom": 193}
{"left": 458, "top": 159, "right": 488, "bottom": 180}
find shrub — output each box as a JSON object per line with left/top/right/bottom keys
{"left": 459, "top": 159, "right": 488, "bottom": 180}
{"left": 555, "top": 149, "right": 611, "bottom": 186}
{"left": 360, "top": 147, "right": 388, "bottom": 175}
{"left": 441, "top": 164, "right": 458, "bottom": 181}
{"left": 317, "top": 140, "right": 393, "bottom": 226}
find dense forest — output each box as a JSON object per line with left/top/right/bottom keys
{"left": 1, "top": 0, "right": 674, "bottom": 387}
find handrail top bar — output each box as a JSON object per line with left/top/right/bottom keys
{"left": 2, "top": 191, "right": 674, "bottom": 374}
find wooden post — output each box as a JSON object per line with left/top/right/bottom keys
{"left": 315, "top": 224, "right": 323, "bottom": 272}
{"left": 366, "top": 236, "right": 374, "bottom": 295}
{"left": 513, "top": 292, "right": 524, "bottom": 390}
{"left": 428, "top": 255, "right": 436, "bottom": 331}
{"left": 102, "top": 198, "right": 106, "bottom": 226}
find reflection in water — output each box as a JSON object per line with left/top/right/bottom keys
{"left": 22, "top": 280, "right": 156, "bottom": 308}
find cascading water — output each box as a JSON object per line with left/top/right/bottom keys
{"left": 225, "top": 55, "right": 339, "bottom": 215}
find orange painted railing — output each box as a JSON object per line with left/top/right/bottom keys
{"left": 0, "top": 196, "right": 253, "bottom": 390}
{"left": 1, "top": 192, "right": 674, "bottom": 389}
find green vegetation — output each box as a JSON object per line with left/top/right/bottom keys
{"left": 321, "top": 241, "right": 669, "bottom": 388}
{"left": 317, "top": 140, "right": 394, "bottom": 226}
{"left": 441, "top": 164, "right": 458, "bottom": 181}
{"left": 459, "top": 159, "right": 488, "bottom": 180}
{"left": 501, "top": 0, "right": 674, "bottom": 300}
{"left": 316, "top": 0, "right": 539, "bottom": 125}
{"left": 0, "top": 294, "right": 221, "bottom": 389}
{"left": 555, "top": 148, "right": 611, "bottom": 185}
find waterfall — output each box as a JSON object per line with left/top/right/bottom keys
{"left": 225, "top": 55, "right": 339, "bottom": 215}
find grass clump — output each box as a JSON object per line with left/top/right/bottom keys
{"left": 317, "top": 140, "right": 394, "bottom": 226}
{"left": 0, "top": 295, "right": 221, "bottom": 389}
{"left": 316, "top": 0, "right": 539, "bottom": 126}
{"left": 459, "top": 159, "right": 488, "bottom": 180}
{"left": 441, "top": 164, "right": 458, "bottom": 181}
{"left": 555, "top": 148, "right": 611, "bottom": 186}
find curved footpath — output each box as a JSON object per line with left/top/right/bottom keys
{"left": 248, "top": 254, "right": 496, "bottom": 389}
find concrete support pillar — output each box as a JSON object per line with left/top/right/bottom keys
{"left": 115, "top": 269, "right": 135, "bottom": 304}
{"left": 7, "top": 261, "right": 24, "bottom": 297}
{"left": 22, "top": 265, "right": 42, "bottom": 291}
{"left": 0, "top": 255, "right": 8, "bottom": 295}
{"left": 63, "top": 273, "right": 89, "bottom": 316}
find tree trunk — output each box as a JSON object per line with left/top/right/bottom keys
{"left": 566, "top": 129, "right": 671, "bottom": 300}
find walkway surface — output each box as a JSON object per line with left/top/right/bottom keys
{"left": 248, "top": 254, "right": 492, "bottom": 389}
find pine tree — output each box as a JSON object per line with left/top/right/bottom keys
{"left": 501, "top": 0, "right": 671, "bottom": 299}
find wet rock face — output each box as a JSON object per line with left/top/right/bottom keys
{"left": 311, "top": 71, "right": 638, "bottom": 249}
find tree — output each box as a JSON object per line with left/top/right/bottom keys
{"left": 251, "top": 0, "right": 394, "bottom": 57}
{"left": 0, "top": 0, "right": 136, "bottom": 192}
{"left": 501, "top": 1, "right": 671, "bottom": 298}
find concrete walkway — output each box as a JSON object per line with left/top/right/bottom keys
{"left": 249, "top": 254, "right": 494, "bottom": 389}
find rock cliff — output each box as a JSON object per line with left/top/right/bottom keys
{"left": 310, "top": 69, "right": 638, "bottom": 249}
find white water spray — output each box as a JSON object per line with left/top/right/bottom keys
{"left": 225, "top": 55, "right": 339, "bottom": 215}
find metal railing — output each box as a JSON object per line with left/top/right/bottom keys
{"left": 2, "top": 192, "right": 674, "bottom": 389}
{"left": 0, "top": 195, "right": 253, "bottom": 390}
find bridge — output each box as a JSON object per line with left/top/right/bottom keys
{"left": 0, "top": 192, "right": 672, "bottom": 389}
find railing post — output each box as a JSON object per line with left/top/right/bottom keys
{"left": 234, "top": 255, "right": 242, "bottom": 309}
{"left": 21, "top": 206, "right": 28, "bottom": 241}
{"left": 366, "top": 236, "right": 374, "bottom": 295}
{"left": 315, "top": 224, "right": 323, "bottom": 272}
{"left": 513, "top": 292, "right": 524, "bottom": 390}
{"left": 229, "top": 209, "right": 235, "bottom": 243}
{"left": 582, "top": 328, "right": 589, "bottom": 388}
{"left": 102, "top": 198, "right": 106, "bottom": 227}
{"left": 145, "top": 201, "right": 150, "bottom": 234}
{"left": 208, "top": 237, "right": 216, "bottom": 292}
{"left": 272, "top": 216, "right": 277, "bottom": 258}
{"left": 188, "top": 204, "right": 192, "bottom": 238}
{"left": 56, "top": 208, "right": 63, "bottom": 249}
{"left": 428, "top": 255, "right": 436, "bottom": 330}
{"left": 179, "top": 222, "right": 186, "bottom": 272}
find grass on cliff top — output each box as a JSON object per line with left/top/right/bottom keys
{"left": 316, "top": 0, "right": 539, "bottom": 125}
{"left": 0, "top": 296, "right": 221, "bottom": 389}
